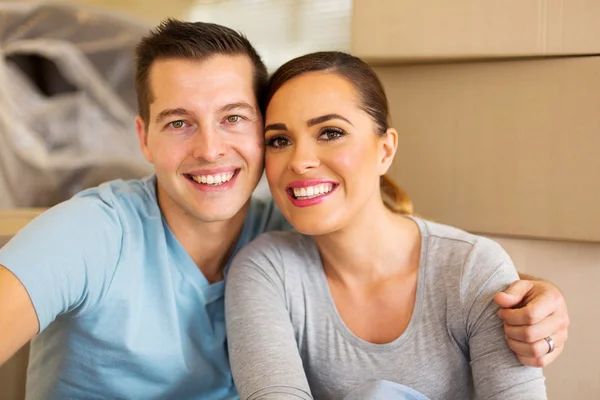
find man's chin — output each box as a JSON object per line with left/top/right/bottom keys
{"left": 194, "top": 212, "right": 240, "bottom": 224}
{"left": 190, "top": 201, "right": 249, "bottom": 224}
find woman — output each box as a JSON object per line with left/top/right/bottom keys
{"left": 225, "top": 51, "right": 547, "bottom": 399}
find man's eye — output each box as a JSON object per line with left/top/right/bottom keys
{"left": 169, "top": 120, "right": 187, "bottom": 129}
{"left": 226, "top": 115, "right": 242, "bottom": 124}
{"left": 319, "top": 128, "right": 345, "bottom": 141}
{"left": 266, "top": 136, "right": 291, "bottom": 148}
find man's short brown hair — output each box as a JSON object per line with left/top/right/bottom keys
{"left": 135, "top": 19, "right": 268, "bottom": 127}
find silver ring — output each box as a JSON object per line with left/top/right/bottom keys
{"left": 544, "top": 336, "right": 555, "bottom": 354}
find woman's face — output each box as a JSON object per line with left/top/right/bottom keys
{"left": 264, "top": 72, "right": 396, "bottom": 235}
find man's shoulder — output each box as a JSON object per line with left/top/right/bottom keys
{"left": 246, "top": 197, "right": 293, "bottom": 236}
{"left": 70, "top": 176, "right": 159, "bottom": 220}
{"left": 76, "top": 176, "right": 155, "bottom": 204}
{"left": 13, "top": 176, "right": 161, "bottom": 245}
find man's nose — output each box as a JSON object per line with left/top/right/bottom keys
{"left": 193, "top": 124, "right": 226, "bottom": 162}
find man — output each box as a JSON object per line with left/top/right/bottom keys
{"left": 0, "top": 19, "right": 568, "bottom": 399}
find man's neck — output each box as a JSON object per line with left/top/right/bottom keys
{"left": 157, "top": 187, "right": 250, "bottom": 284}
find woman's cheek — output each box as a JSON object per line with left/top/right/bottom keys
{"left": 265, "top": 153, "right": 286, "bottom": 184}
{"left": 327, "top": 145, "right": 368, "bottom": 176}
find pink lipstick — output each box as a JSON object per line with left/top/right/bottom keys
{"left": 285, "top": 179, "right": 338, "bottom": 208}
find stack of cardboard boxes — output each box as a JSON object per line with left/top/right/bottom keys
{"left": 352, "top": 0, "right": 600, "bottom": 397}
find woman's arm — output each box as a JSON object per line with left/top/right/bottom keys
{"left": 225, "top": 234, "right": 313, "bottom": 400}
{"left": 463, "top": 239, "right": 547, "bottom": 399}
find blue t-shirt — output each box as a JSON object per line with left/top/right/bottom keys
{"left": 0, "top": 176, "right": 290, "bottom": 400}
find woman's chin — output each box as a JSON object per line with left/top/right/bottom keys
{"left": 287, "top": 217, "right": 339, "bottom": 237}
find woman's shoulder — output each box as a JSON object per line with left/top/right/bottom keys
{"left": 412, "top": 217, "right": 520, "bottom": 337}
{"left": 411, "top": 216, "right": 512, "bottom": 268}
{"left": 231, "top": 230, "right": 318, "bottom": 274}
{"left": 243, "top": 230, "right": 312, "bottom": 254}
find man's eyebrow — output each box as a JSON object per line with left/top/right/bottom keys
{"left": 219, "top": 102, "right": 257, "bottom": 114}
{"left": 264, "top": 123, "right": 288, "bottom": 133}
{"left": 155, "top": 108, "right": 194, "bottom": 124}
{"left": 307, "top": 113, "right": 353, "bottom": 127}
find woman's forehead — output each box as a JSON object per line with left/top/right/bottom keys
{"left": 266, "top": 73, "right": 361, "bottom": 116}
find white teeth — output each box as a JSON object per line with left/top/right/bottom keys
{"left": 191, "top": 171, "right": 235, "bottom": 186}
{"left": 292, "top": 183, "right": 334, "bottom": 199}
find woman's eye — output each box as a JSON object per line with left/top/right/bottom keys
{"left": 319, "top": 128, "right": 345, "bottom": 141}
{"left": 169, "top": 120, "right": 187, "bottom": 129}
{"left": 266, "top": 136, "right": 291, "bottom": 148}
{"left": 226, "top": 115, "right": 242, "bottom": 124}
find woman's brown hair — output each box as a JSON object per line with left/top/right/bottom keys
{"left": 265, "top": 51, "right": 413, "bottom": 215}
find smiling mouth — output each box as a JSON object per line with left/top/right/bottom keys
{"left": 288, "top": 182, "right": 337, "bottom": 199}
{"left": 185, "top": 169, "right": 239, "bottom": 186}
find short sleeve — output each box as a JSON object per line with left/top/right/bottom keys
{"left": 0, "top": 194, "right": 123, "bottom": 332}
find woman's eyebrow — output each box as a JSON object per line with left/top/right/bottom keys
{"left": 264, "top": 123, "right": 288, "bottom": 132}
{"left": 265, "top": 114, "right": 353, "bottom": 133}
{"left": 307, "top": 113, "right": 353, "bottom": 127}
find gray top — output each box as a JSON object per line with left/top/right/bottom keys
{"left": 225, "top": 216, "right": 547, "bottom": 400}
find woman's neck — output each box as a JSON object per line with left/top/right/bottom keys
{"left": 314, "top": 198, "right": 420, "bottom": 287}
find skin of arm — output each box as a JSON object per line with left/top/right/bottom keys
{"left": 0, "top": 265, "right": 38, "bottom": 365}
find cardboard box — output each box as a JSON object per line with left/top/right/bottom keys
{"left": 377, "top": 56, "right": 600, "bottom": 242}
{"left": 352, "top": 0, "right": 600, "bottom": 63}
{"left": 0, "top": 209, "right": 44, "bottom": 247}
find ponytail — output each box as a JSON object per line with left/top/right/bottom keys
{"left": 380, "top": 175, "right": 413, "bottom": 215}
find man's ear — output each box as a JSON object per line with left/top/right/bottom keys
{"left": 378, "top": 127, "right": 398, "bottom": 175}
{"left": 136, "top": 116, "right": 153, "bottom": 163}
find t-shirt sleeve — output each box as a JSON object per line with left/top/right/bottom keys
{"left": 461, "top": 237, "right": 547, "bottom": 399}
{"left": 0, "top": 195, "right": 123, "bottom": 332}
{"left": 225, "top": 233, "right": 313, "bottom": 400}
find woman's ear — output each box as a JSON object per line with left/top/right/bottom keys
{"left": 378, "top": 127, "right": 398, "bottom": 175}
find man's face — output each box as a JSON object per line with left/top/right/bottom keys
{"left": 136, "top": 55, "right": 264, "bottom": 223}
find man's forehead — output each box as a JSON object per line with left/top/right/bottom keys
{"left": 150, "top": 56, "right": 254, "bottom": 86}
{"left": 148, "top": 57, "right": 257, "bottom": 112}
